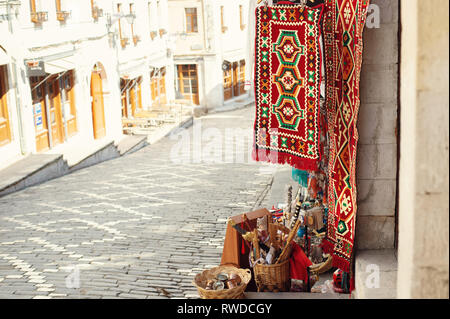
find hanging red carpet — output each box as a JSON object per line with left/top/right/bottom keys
{"left": 253, "top": 4, "right": 324, "bottom": 171}
{"left": 321, "top": 0, "right": 370, "bottom": 273}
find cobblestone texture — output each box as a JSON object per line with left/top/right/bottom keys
{"left": 0, "top": 107, "right": 274, "bottom": 299}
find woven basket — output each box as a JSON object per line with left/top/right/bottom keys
{"left": 253, "top": 258, "right": 290, "bottom": 292}
{"left": 193, "top": 265, "right": 252, "bottom": 299}
{"left": 309, "top": 254, "right": 333, "bottom": 275}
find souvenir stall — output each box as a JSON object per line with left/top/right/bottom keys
{"left": 193, "top": 0, "right": 370, "bottom": 298}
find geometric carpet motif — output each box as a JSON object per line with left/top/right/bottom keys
{"left": 253, "top": 4, "right": 324, "bottom": 171}
{"left": 321, "top": 0, "right": 371, "bottom": 273}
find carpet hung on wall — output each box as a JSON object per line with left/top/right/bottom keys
{"left": 321, "top": 0, "right": 370, "bottom": 273}
{"left": 253, "top": 3, "right": 324, "bottom": 171}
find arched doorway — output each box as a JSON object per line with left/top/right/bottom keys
{"left": 90, "top": 64, "right": 106, "bottom": 139}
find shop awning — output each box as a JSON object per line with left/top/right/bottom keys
{"left": 45, "top": 56, "right": 76, "bottom": 74}
{"left": 119, "top": 60, "right": 146, "bottom": 80}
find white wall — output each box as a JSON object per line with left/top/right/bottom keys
{"left": 168, "top": 0, "right": 251, "bottom": 109}
{"left": 0, "top": 0, "right": 175, "bottom": 168}
{"left": 397, "top": 0, "right": 449, "bottom": 299}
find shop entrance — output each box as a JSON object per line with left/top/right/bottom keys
{"left": 90, "top": 69, "right": 106, "bottom": 139}
{"left": 176, "top": 64, "right": 199, "bottom": 105}
{"left": 0, "top": 65, "right": 11, "bottom": 147}
{"left": 47, "top": 77, "right": 64, "bottom": 147}
{"left": 30, "top": 76, "right": 50, "bottom": 152}
{"left": 223, "top": 59, "right": 246, "bottom": 101}
{"left": 150, "top": 67, "right": 167, "bottom": 107}
{"left": 120, "top": 76, "right": 143, "bottom": 118}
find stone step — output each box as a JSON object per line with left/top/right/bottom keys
{"left": 116, "top": 135, "right": 148, "bottom": 156}
{"left": 244, "top": 292, "right": 349, "bottom": 299}
{"left": 0, "top": 154, "right": 68, "bottom": 198}
{"left": 353, "top": 249, "right": 397, "bottom": 299}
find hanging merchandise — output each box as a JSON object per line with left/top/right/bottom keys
{"left": 292, "top": 168, "right": 309, "bottom": 187}
{"left": 321, "top": 0, "right": 371, "bottom": 273}
{"left": 252, "top": 2, "right": 324, "bottom": 171}
{"left": 289, "top": 241, "right": 313, "bottom": 292}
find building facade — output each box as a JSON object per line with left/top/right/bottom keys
{"left": 167, "top": 0, "right": 252, "bottom": 110}
{"left": 0, "top": 0, "right": 175, "bottom": 169}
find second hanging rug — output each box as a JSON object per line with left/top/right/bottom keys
{"left": 322, "top": 0, "right": 371, "bottom": 273}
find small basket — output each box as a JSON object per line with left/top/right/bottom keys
{"left": 252, "top": 258, "right": 290, "bottom": 292}
{"left": 309, "top": 254, "right": 333, "bottom": 275}
{"left": 193, "top": 265, "right": 252, "bottom": 299}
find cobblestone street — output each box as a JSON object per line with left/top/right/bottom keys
{"left": 0, "top": 106, "right": 274, "bottom": 299}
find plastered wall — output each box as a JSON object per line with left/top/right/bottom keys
{"left": 397, "top": 0, "right": 449, "bottom": 299}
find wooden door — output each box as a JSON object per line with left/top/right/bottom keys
{"left": 129, "top": 81, "right": 136, "bottom": 117}
{"left": 232, "top": 62, "right": 239, "bottom": 97}
{"left": 31, "top": 76, "right": 50, "bottom": 152}
{"left": 239, "top": 60, "right": 246, "bottom": 95}
{"left": 91, "top": 71, "right": 106, "bottom": 139}
{"left": 159, "top": 68, "right": 167, "bottom": 105}
{"left": 0, "top": 65, "right": 11, "bottom": 147}
{"left": 223, "top": 67, "right": 232, "bottom": 101}
{"left": 47, "top": 78, "right": 65, "bottom": 146}
{"left": 150, "top": 71, "right": 157, "bottom": 106}
{"left": 130, "top": 77, "right": 142, "bottom": 115}
{"left": 177, "top": 65, "right": 199, "bottom": 105}
{"left": 62, "top": 71, "right": 77, "bottom": 137}
{"left": 137, "top": 79, "right": 143, "bottom": 111}
{"left": 120, "top": 78, "right": 128, "bottom": 118}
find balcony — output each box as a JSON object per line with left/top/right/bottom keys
{"left": 121, "top": 37, "right": 129, "bottom": 48}
{"left": 92, "top": 6, "right": 103, "bottom": 20}
{"left": 31, "top": 11, "right": 48, "bottom": 24}
{"left": 56, "top": 11, "right": 70, "bottom": 22}
{"left": 133, "top": 35, "right": 141, "bottom": 45}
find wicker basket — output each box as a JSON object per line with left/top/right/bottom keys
{"left": 193, "top": 265, "right": 252, "bottom": 299}
{"left": 253, "top": 258, "right": 290, "bottom": 292}
{"left": 309, "top": 254, "right": 333, "bottom": 275}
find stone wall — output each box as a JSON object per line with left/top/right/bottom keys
{"left": 356, "top": 0, "right": 399, "bottom": 249}
{"left": 397, "top": 0, "right": 449, "bottom": 299}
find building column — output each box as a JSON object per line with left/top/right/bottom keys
{"left": 397, "top": 0, "right": 449, "bottom": 299}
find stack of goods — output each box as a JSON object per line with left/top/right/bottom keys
{"left": 193, "top": 266, "right": 252, "bottom": 299}
{"left": 253, "top": 0, "right": 371, "bottom": 292}
{"left": 249, "top": 216, "right": 302, "bottom": 292}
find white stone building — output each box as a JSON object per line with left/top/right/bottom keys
{"left": 0, "top": 0, "right": 174, "bottom": 169}
{"left": 167, "top": 0, "right": 252, "bottom": 110}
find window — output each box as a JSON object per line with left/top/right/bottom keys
{"left": 55, "top": 0, "right": 70, "bottom": 21}
{"left": 91, "top": 0, "right": 103, "bottom": 20}
{"left": 157, "top": 0, "right": 166, "bottom": 37}
{"left": 117, "top": 4, "right": 129, "bottom": 48}
{"left": 239, "top": 5, "right": 246, "bottom": 30}
{"left": 185, "top": 8, "right": 198, "bottom": 33}
{"left": 130, "top": 3, "right": 140, "bottom": 45}
{"left": 221, "top": 6, "right": 227, "bottom": 33}
{"left": 30, "top": 0, "right": 48, "bottom": 23}
{"left": 0, "top": 65, "right": 11, "bottom": 146}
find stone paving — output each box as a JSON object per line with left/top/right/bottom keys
{"left": 0, "top": 106, "right": 275, "bottom": 299}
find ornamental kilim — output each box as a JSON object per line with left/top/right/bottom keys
{"left": 253, "top": 4, "right": 324, "bottom": 171}
{"left": 321, "top": 0, "right": 370, "bottom": 273}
